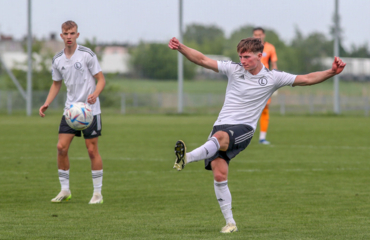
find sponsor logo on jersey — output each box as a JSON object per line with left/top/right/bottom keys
{"left": 74, "top": 62, "right": 82, "bottom": 69}
{"left": 61, "top": 66, "right": 65, "bottom": 70}
{"left": 258, "top": 77, "right": 268, "bottom": 86}
{"left": 262, "top": 52, "right": 267, "bottom": 57}
{"left": 229, "top": 130, "right": 234, "bottom": 136}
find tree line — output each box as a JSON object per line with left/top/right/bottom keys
{"left": 130, "top": 23, "right": 370, "bottom": 79}
{"left": 2, "top": 23, "right": 370, "bottom": 91}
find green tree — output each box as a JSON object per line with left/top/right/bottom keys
{"left": 290, "top": 28, "right": 333, "bottom": 73}
{"left": 184, "top": 24, "right": 225, "bottom": 55}
{"left": 346, "top": 43, "right": 370, "bottom": 58}
{"left": 130, "top": 42, "right": 195, "bottom": 80}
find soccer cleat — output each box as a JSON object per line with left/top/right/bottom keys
{"left": 51, "top": 190, "right": 72, "bottom": 203}
{"left": 220, "top": 223, "right": 238, "bottom": 233}
{"left": 259, "top": 139, "right": 271, "bottom": 145}
{"left": 173, "top": 140, "right": 187, "bottom": 171}
{"left": 89, "top": 193, "right": 103, "bottom": 204}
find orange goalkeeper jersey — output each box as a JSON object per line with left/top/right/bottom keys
{"left": 261, "top": 42, "right": 278, "bottom": 69}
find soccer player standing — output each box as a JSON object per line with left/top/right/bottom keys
{"left": 169, "top": 37, "right": 345, "bottom": 233}
{"left": 39, "top": 21, "right": 106, "bottom": 204}
{"left": 253, "top": 27, "right": 278, "bottom": 145}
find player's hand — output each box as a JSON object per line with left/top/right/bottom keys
{"left": 331, "top": 57, "right": 346, "bottom": 75}
{"left": 168, "top": 37, "right": 181, "bottom": 50}
{"left": 87, "top": 94, "right": 98, "bottom": 104}
{"left": 39, "top": 104, "right": 49, "bottom": 117}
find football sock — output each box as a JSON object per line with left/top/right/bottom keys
{"left": 214, "top": 180, "right": 235, "bottom": 225}
{"left": 92, "top": 170, "right": 103, "bottom": 194}
{"left": 58, "top": 169, "right": 70, "bottom": 191}
{"left": 186, "top": 137, "right": 220, "bottom": 163}
{"left": 259, "top": 131, "right": 267, "bottom": 140}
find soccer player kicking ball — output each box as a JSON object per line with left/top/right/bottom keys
{"left": 39, "top": 21, "right": 106, "bottom": 204}
{"left": 169, "top": 37, "right": 345, "bottom": 233}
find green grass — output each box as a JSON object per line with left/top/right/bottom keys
{"left": 1, "top": 114, "right": 370, "bottom": 239}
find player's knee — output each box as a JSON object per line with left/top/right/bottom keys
{"left": 57, "top": 143, "right": 68, "bottom": 156}
{"left": 86, "top": 146, "right": 99, "bottom": 159}
{"left": 212, "top": 131, "right": 229, "bottom": 150}
{"left": 213, "top": 172, "right": 227, "bottom": 182}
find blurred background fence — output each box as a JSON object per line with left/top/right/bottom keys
{"left": 1, "top": 89, "right": 369, "bottom": 116}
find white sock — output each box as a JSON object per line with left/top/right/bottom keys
{"left": 58, "top": 169, "right": 70, "bottom": 191}
{"left": 92, "top": 170, "right": 103, "bottom": 194}
{"left": 186, "top": 137, "right": 220, "bottom": 163}
{"left": 214, "top": 180, "right": 235, "bottom": 225}
{"left": 259, "top": 131, "right": 267, "bottom": 140}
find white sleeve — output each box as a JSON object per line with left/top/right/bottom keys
{"left": 51, "top": 62, "right": 62, "bottom": 81}
{"left": 273, "top": 70, "right": 297, "bottom": 88}
{"left": 87, "top": 54, "right": 102, "bottom": 76}
{"left": 217, "top": 60, "right": 233, "bottom": 78}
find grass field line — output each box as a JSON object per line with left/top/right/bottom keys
{"left": 236, "top": 167, "right": 367, "bottom": 173}
{"left": 269, "top": 144, "right": 370, "bottom": 150}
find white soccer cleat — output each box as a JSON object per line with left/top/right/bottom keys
{"left": 89, "top": 192, "right": 103, "bottom": 204}
{"left": 259, "top": 139, "right": 271, "bottom": 145}
{"left": 220, "top": 223, "right": 238, "bottom": 233}
{"left": 51, "top": 190, "right": 72, "bottom": 203}
{"left": 173, "top": 140, "right": 187, "bottom": 171}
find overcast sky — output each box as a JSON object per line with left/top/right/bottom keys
{"left": 0, "top": 0, "right": 368, "bottom": 50}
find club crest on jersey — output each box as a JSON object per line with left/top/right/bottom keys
{"left": 258, "top": 77, "right": 268, "bottom": 86}
{"left": 74, "top": 62, "right": 82, "bottom": 69}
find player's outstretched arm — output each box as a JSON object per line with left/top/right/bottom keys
{"left": 293, "top": 57, "right": 346, "bottom": 87}
{"left": 39, "top": 81, "right": 62, "bottom": 117}
{"left": 168, "top": 37, "right": 218, "bottom": 72}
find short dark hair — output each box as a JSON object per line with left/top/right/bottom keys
{"left": 253, "top": 27, "right": 265, "bottom": 33}
{"left": 61, "top": 21, "right": 78, "bottom": 31}
{"left": 237, "top": 38, "right": 264, "bottom": 54}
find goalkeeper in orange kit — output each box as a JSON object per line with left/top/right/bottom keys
{"left": 253, "top": 27, "right": 278, "bottom": 144}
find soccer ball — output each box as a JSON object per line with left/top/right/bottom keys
{"left": 65, "top": 102, "right": 93, "bottom": 130}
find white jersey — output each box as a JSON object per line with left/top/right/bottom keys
{"left": 52, "top": 45, "right": 102, "bottom": 116}
{"left": 215, "top": 60, "right": 296, "bottom": 130}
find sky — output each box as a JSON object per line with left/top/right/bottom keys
{"left": 0, "top": 0, "right": 369, "bottom": 51}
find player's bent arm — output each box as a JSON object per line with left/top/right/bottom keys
{"left": 93, "top": 71, "right": 106, "bottom": 96}
{"left": 177, "top": 43, "right": 218, "bottom": 72}
{"left": 271, "top": 61, "right": 278, "bottom": 70}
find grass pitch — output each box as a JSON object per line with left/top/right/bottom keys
{"left": 1, "top": 113, "right": 369, "bottom": 239}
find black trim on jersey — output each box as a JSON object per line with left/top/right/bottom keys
{"left": 78, "top": 46, "right": 95, "bottom": 57}
{"left": 52, "top": 50, "right": 64, "bottom": 64}
{"left": 231, "top": 62, "right": 242, "bottom": 66}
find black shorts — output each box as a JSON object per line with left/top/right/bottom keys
{"left": 59, "top": 114, "right": 102, "bottom": 139}
{"left": 204, "top": 124, "right": 254, "bottom": 170}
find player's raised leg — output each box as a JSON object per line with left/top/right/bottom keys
{"left": 173, "top": 136, "right": 221, "bottom": 171}
{"left": 85, "top": 137, "right": 104, "bottom": 204}
{"left": 211, "top": 158, "right": 238, "bottom": 233}
{"left": 51, "top": 133, "right": 74, "bottom": 203}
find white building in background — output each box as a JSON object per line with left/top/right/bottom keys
{"left": 320, "top": 57, "right": 370, "bottom": 81}
{"left": 196, "top": 55, "right": 231, "bottom": 79}
{"left": 0, "top": 37, "right": 131, "bottom": 75}
{"left": 99, "top": 46, "right": 130, "bottom": 74}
